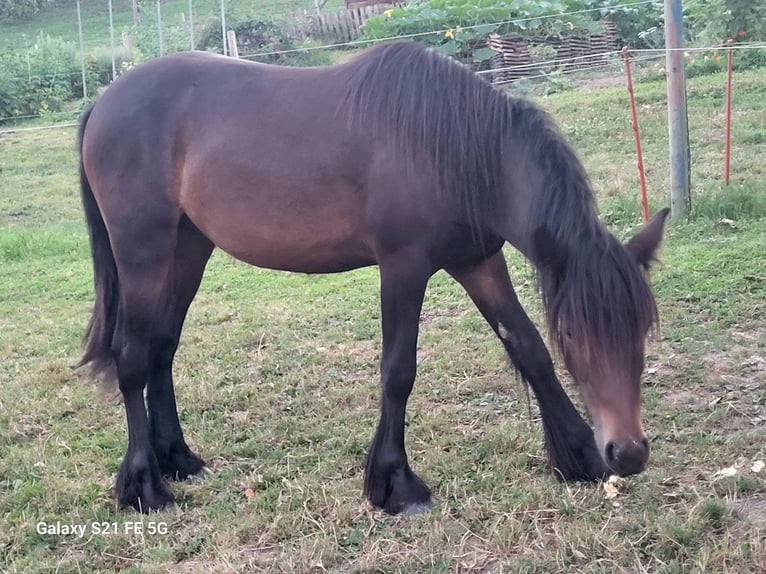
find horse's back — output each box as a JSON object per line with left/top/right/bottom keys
{"left": 79, "top": 52, "right": 421, "bottom": 273}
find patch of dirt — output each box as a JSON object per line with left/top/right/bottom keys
{"left": 238, "top": 542, "right": 281, "bottom": 570}
{"left": 730, "top": 326, "right": 766, "bottom": 344}
{"left": 324, "top": 340, "right": 378, "bottom": 361}
{"left": 419, "top": 306, "right": 467, "bottom": 325}
{"left": 661, "top": 387, "right": 714, "bottom": 409}
{"left": 734, "top": 493, "right": 766, "bottom": 525}
{"left": 657, "top": 325, "right": 765, "bottom": 425}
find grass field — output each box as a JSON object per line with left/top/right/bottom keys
{"left": 0, "top": 63, "right": 765, "bottom": 572}
{"left": 0, "top": 0, "right": 346, "bottom": 52}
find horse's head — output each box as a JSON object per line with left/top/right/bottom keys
{"left": 534, "top": 208, "right": 669, "bottom": 477}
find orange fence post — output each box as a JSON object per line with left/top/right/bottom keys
{"left": 622, "top": 47, "right": 650, "bottom": 222}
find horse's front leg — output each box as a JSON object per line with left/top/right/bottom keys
{"left": 364, "top": 255, "right": 434, "bottom": 515}
{"left": 449, "top": 252, "right": 608, "bottom": 481}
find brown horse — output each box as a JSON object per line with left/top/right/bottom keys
{"left": 78, "top": 41, "right": 669, "bottom": 514}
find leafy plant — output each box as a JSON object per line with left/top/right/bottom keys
{"left": 593, "top": 0, "right": 664, "bottom": 48}
{"left": 198, "top": 18, "right": 333, "bottom": 66}
{"left": 0, "top": 0, "right": 53, "bottom": 23}
{"left": 685, "top": 0, "right": 766, "bottom": 44}
{"left": 363, "top": 0, "right": 656, "bottom": 63}
{"left": 0, "top": 33, "right": 81, "bottom": 120}
{"left": 198, "top": 18, "right": 291, "bottom": 60}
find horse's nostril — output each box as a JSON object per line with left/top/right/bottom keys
{"left": 641, "top": 437, "right": 650, "bottom": 451}
{"left": 605, "top": 441, "right": 618, "bottom": 464}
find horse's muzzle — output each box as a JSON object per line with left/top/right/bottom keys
{"left": 605, "top": 436, "right": 650, "bottom": 476}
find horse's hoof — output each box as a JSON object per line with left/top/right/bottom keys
{"left": 117, "top": 451, "right": 176, "bottom": 513}
{"left": 548, "top": 421, "right": 609, "bottom": 483}
{"left": 158, "top": 502, "right": 178, "bottom": 514}
{"left": 156, "top": 443, "right": 206, "bottom": 481}
{"left": 189, "top": 466, "right": 213, "bottom": 483}
{"left": 365, "top": 463, "right": 433, "bottom": 515}
{"left": 402, "top": 498, "right": 435, "bottom": 516}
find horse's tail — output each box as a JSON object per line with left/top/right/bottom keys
{"left": 78, "top": 104, "right": 119, "bottom": 390}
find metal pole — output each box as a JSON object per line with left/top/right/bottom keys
{"left": 724, "top": 39, "right": 734, "bottom": 185}
{"left": 76, "top": 0, "right": 87, "bottom": 100}
{"left": 220, "top": 0, "right": 227, "bottom": 56}
{"left": 622, "top": 47, "right": 650, "bottom": 222}
{"left": 108, "top": 0, "right": 117, "bottom": 80}
{"left": 157, "top": 0, "right": 164, "bottom": 56}
{"left": 664, "top": 0, "right": 690, "bottom": 217}
{"left": 188, "top": 0, "right": 195, "bottom": 50}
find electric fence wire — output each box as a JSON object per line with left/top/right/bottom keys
{"left": 0, "top": 41, "right": 763, "bottom": 133}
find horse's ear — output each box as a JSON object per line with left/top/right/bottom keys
{"left": 625, "top": 207, "right": 670, "bottom": 270}
{"left": 533, "top": 226, "right": 568, "bottom": 276}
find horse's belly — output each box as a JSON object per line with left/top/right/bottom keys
{"left": 180, "top": 131, "right": 381, "bottom": 273}
{"left": 183, "top": 186, "right": 376, "bottom": 274}
{"left": 218, "top": 229, "right": 376, "bottom": 274}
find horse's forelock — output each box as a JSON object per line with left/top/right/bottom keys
{"left": 543, "top": 232, "right": 659, "bottom": 368}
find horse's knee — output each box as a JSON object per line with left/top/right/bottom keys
{"left": 114, "top": 344, "right": 150, "bottom": 391}
{"left": 151, "top": 332, "right": 179, "bottom": 368}
{"left": 381, "top": 360, "right": 417, "bottom": 401}
{"left": 522, "top": 348, "right": 555, "bottom": 380}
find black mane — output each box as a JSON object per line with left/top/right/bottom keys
{"left": 344, "top": 41, "right": 658, "bottom": 359}
{"left": 343, "top": 41, "right": 511, "bottom": 237}
{"left": 510, "top": 98, "right": 659, "bottom": 362}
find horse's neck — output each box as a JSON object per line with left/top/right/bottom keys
{"left": 493, "top": 140, "right": 599, "bottom": 267}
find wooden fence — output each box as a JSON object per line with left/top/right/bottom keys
{"left": 311, "top": 4, "right": 387, "bottom": 43}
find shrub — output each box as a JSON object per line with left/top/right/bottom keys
{"left": 0, "top": 33, "right": 77, "bottom": 120}
{"left": 362, "top": 0, "right": 665, "bottom": 62}
{"left": 198, "top": 18, "right": 291, "bottom": 61}
{"left": 197, "top": 18, "right": 334, "bottom": 67}
{"left": 596, "top": 0, "right": 664, "bottom": 48}
{"left": 733, "top": 46, "right": 766, "bottom": 71}
{"left": 685, "top": 0, "right": 765, "bottom": 45}
{"left": 0, "top": 0, "right": 53, "bottom": 23}
{"left": 0, "top": 33, "right": 114, "bottom": 122}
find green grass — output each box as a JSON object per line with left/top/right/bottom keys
{"left": 0, "top": 0, "right": 346, "bottom": 52}
{"left": 0, "top": 66, "right": 765, "bottom": 573}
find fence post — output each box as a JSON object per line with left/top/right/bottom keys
{"left": 157, "top": 0, "right": 164, "bottom": 56}
{"left": 664, "top": 0, "right": 691, "bottom": 217}
{"left": 226, "top": 30, "right": 239, "bottom": 58}
{"left": 132, "top": 0, "right": 141, "bottom": 27}
{"left": 76, "top": 0, "right": 87, "bottom": 100}
{"left": 622, "top": 47, "right": 650, "bottom": 222}
{"left": 220, "top": 0, "right": 227, "bottom": 56}
{"left": 188, "top": 0, "right": 195, "bottom": 50}
{"left": 724, "top": 39, "right": 734, "bottom": 185}
{"left": 108, "top": 0, "right": 116, "bottom": 81}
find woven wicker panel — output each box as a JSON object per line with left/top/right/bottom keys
{"left": 486, "top": 20, "right": 617, "bottom": 84}
{"left": 488, "top": 34, "right": 532, "bottom": 81}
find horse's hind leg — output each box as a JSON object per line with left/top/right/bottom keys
{"left": 447, "top": 251, "right": 607, "bottom": 481}
{"left": 147, "top": 217, "right": 214, "bottom": 481}
{"left": 112, "top": 224, "right": 179, "bottom": 511}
